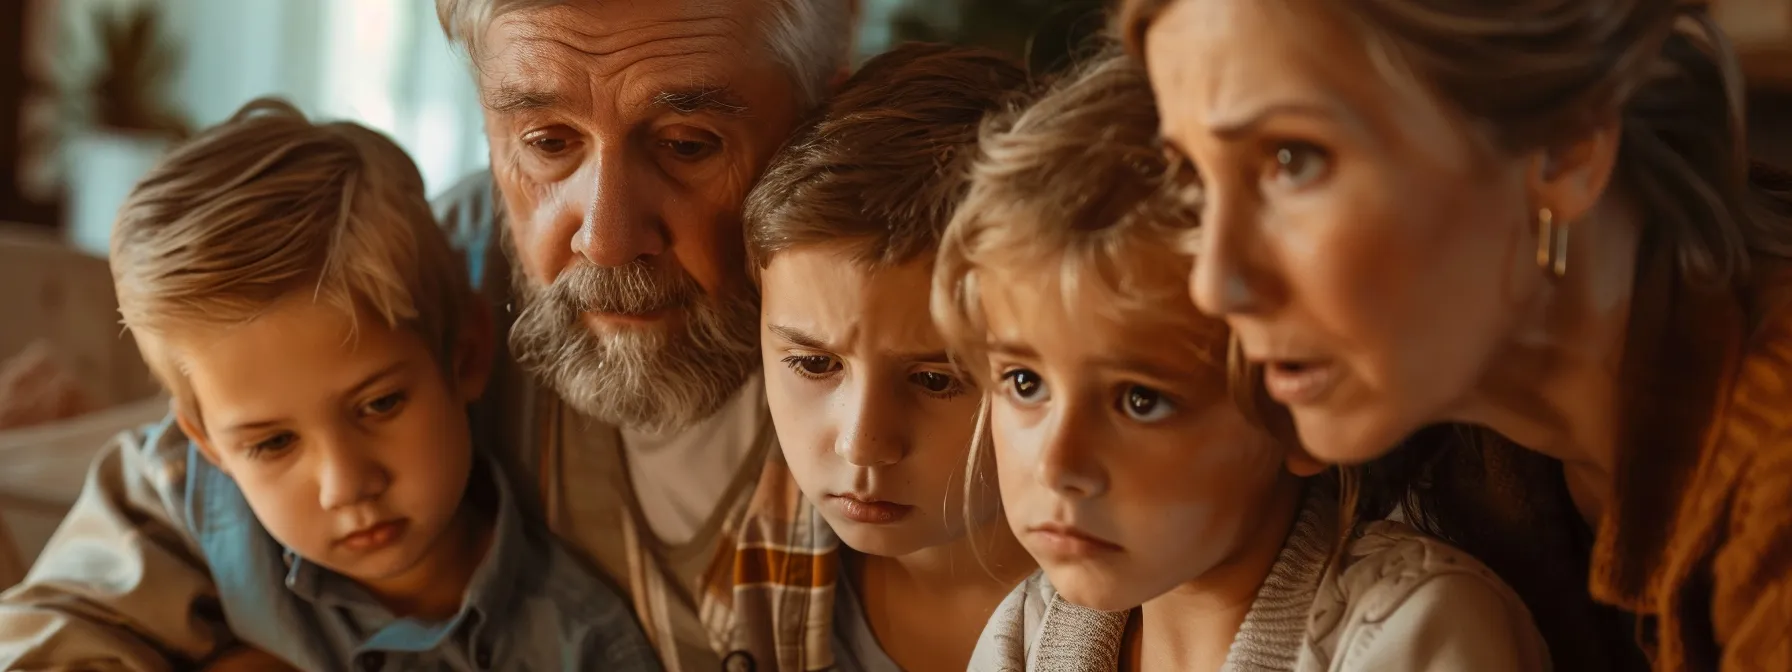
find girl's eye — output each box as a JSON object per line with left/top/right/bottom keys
{"left": 1268, "top": 141, "right": 1331, "bottom": 188}
{"left": 781, "top": 355, "right": 842, "bottom": 379}
{"left": 1119, "top": 385, "right": 1177, "bottom": 423}
{"left": 1002, "top": 368, "right": 1050, "bottom": 405}
{"left": 362, "top": 392, "right": 407, "bottom": 418}
{"left": 246, "top": 432, "right": 296, "bottom": 460}
{"left": 909, "top": 371, "right": 966, "bottom": 400}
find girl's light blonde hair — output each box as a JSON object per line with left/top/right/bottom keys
{"left": 931, "top": 50, "right": 1219, "bottom": 386}
{"left": 110, "top": 98, "right": 470, "bottom": 432}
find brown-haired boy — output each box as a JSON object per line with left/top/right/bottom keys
{"left": 741, "top": 42, "right": 1036, "bottom": 671}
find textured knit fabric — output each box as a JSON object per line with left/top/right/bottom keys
{"left": 1581, "top": 234, "right": 1792, "bottom": 671}
{"left": 968, "top": 486, "right": 1549, "bottom": 672}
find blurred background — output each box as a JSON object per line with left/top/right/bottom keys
{"left": 0, "top": 0, "right": 1788, "bottom": 586}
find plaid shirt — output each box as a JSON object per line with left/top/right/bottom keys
{"left": 441, "top": 172, "right": 843, "bottom": 672}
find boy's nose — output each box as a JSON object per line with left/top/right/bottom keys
{"left": 316, "top": 443, "right": 389, "bottom": 510}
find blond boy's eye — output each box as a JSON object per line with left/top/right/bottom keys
{"left": 362, "top": 392, "right": 407, "bottom": 417}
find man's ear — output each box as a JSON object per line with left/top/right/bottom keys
{"left": 178, "top": 411, "right": 227, "bottom": 472}
{"left": 453, "top": 301, "right": 496, "bottom": 404}
{"left": 1526, "top": 117, "right": 1622, "bottom": 225}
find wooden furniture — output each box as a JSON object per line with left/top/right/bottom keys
{"left": 0, "top": 225, "right": 166, "bottom": 588}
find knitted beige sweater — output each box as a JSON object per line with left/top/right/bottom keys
{"left": 967, "top": 489, "right": 1550, "bottom": 672}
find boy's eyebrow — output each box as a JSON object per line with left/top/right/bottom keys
{"left": 342, "top": 362, "right": 410, "bottom": 401}
{"left": 768, "top": 324, "right": 834, "bottom": 351}
{"left": 896, "top": 349, "right": 953, "bottom": 364}
{"left": 221, "top": 417, "right": 284, "bottom": 434}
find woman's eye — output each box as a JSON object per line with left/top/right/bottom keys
{"left": 781, "top": 355, "right": 841, "bottom": 379}
{"left": 1269, "top": 141, "right": 1331, "bottom": 188}
{"left": 362, "top": 392, "right": 407, "bottom": 417}
{"left": 1002, "top": 368, "right": 1050, "bottom": 405}
{"left": 1118, "top": 385, "right": 1177, "bottom": 423}
{"left": 909, "top": 371, "right": 965, "bottom": 400}
{"left": 247, "top": 432, "right": 296, "bottom": 459}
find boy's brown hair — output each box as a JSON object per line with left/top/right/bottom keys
{"left": 110, "top": 98, "right": 470, "bottom": 431}
{"left": 743, "top": 42, "right": 1030, "bottom": 275}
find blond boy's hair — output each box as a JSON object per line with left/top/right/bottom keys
{"left": 110, "top": 98, "right": 469, "bottom": 431}
{"left": 932, "top": 50, "right": 1222, "bottom": 385}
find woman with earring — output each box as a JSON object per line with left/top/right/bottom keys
{"left": 1120, "top": 0, "right": 1792, "bottom": 670}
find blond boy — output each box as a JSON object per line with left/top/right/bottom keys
{"left": 0, "top": 99, "right": 658, "bottom": 671}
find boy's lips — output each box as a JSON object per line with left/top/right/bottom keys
{"left": 336, "top": 518, "right": 409, "bottom": 553}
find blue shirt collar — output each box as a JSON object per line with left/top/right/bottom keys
{"left": 281, "top": 451, "right": 542, "bottom": 653}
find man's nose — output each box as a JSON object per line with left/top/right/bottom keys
{"left": 576, "top": 148, "right": 669, "bottom": 267}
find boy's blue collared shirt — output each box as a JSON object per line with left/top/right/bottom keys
{"left": 185, "top": 446, "right": 661, "bottom": 672}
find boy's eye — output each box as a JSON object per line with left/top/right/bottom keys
{"left": 247, "top": 432, "right": 296, "bottom": 459}
{"left": 781, "top": 355, "right": 842, "bottom": 379}
{"left": 909, "top": 371, "right": 966, "bottom": 400}
{"left": 1119, "top": 385, "right": 1176, "bottom": 423}
{"left": 361, "top": 391, "right": 407, "bottom": 417}
{"left": 1002, "top": 368, "right": 1049, "bottom": 405}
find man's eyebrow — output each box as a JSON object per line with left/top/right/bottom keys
{"left": 483, "top": 85, "right": 561, "bottom": 113}
{"left": 652, "top": 86, "right": 750, "bottom": 117}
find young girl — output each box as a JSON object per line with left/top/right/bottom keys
{"left": 940, "top": 52, "right": 1548, "bottom": 672}
{"left": 743, "top": 43, "right": 1037, "bottom": 671}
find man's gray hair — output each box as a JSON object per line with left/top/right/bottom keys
{"left": 436, "top": 0, "right": 854, "bottom": 107}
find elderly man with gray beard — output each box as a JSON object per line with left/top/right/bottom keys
{"left": 0, "top": 2, "right": 857, "bottom": 671}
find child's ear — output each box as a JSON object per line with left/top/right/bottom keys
{"left": 177, "top": 411, "right": 227, "bottom": 473}
{"left": 453, "top": 301, "right": 496, "bottom": 404}
{"left": 1284, "top": 447, "right": 1328, "bottom": 478}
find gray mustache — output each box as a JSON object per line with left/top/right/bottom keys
{"left": 547, "top": 260, "right": 700, "bottom": 316}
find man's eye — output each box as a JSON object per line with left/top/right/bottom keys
{"left": 659, "top": 137, "right": 719, "bottom": 162}
{"left": 523, "top": 131, "right": 574, "bottom": 156}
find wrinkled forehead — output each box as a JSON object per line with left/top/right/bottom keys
{"left": 475, "top": 1, "right": 786, "bottom": 110}
{"left": 1147, "top": 0, "right": 1480, "bottom": 163}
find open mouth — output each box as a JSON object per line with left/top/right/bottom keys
{"left": 1261, "top": 359, "right": 1338, "bottom": 405}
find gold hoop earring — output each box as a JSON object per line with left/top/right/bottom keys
{"left": 1536, "top": 207, "right": 1568, "bottom": 278}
